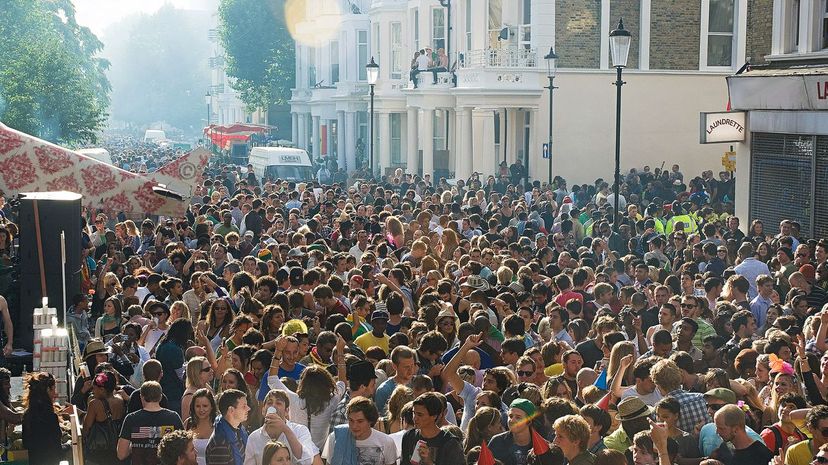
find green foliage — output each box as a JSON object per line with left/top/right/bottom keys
{"left": 218, "top": 0, "right": 295, "bottom": 111}
{"left": 0, "top": 0, "right": 110, "bottom": 144}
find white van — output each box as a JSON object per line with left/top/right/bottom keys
{"left": 248, "top": 147, "right": 313, "bottom": 182}
{"left": 77, "top": 148, "right": 113, "bottom": 165}
{"left": 143, "top": 129, "right": 167, "bottom": 143}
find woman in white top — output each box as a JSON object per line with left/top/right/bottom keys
{"left": 139, "top": 301, "right": 170, "bottom": 356}
{"left": 267, "top": 336, "right": 348, "bottom": 449}
{"left": 184, "top": 388, "right": 216, "bottom": 465}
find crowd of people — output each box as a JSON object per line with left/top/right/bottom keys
{"left": 4, "top": 154, "right": 828, "bottom": 465}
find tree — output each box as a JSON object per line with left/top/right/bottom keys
{"left": 0, "top": 0, "right": 109, "bottom": 144}
{"left": 218, "top": 0, "right": 295, "bottom": 111}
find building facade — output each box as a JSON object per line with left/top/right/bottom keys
{"left": 730, "top": 0, "right": 828, "bottom": 239}
{"left": 291, "top": 0, "right": 772, "bottom": 184}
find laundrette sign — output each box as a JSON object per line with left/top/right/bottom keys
{"left": 699, "top": 111, "right": 746, "bottom": 144}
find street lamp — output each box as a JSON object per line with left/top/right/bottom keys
{"left": 366, "top": 57, "right": 379, "bottom": 177}
{"left": 543, "top": 47, "right": 558, "bottom": 187}
{"left": 609, "top": 18, "right": 630, "bottom": 232}
{"left": 205, "top": 91, "right": 211, "bottom": 148}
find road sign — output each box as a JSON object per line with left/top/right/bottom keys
{"left": 542, "top": 143, "right": 549, "bottom": 159}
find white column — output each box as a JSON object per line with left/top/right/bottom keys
{"left": 448, "top": 109, "right": 456, "bottom": 176}
{"left": 421, "top": 108, "right": 435, "bottom": 179}
{"left": 291, "top": 113, "right": 299, "bottom": 145}
{"left": 472, "top": 108, "right": 496, "bottom": 176}
{"left": 337, "top": 111, "right": 346, "bottom": 169}
{"left": 297, "top": 114, "right": 307, "bottom": 150}
{"left": 455, "top": 108, "right": 473, "bottom": 181}
{"left": 406, "top": 107, "right": 419, "bottom": 176}
{"left": 378, "top": 112, "right": 391, "bottom": 177}
{"left": 312, "top": 115, "right": 321, "bottom": 159}
{"left": 345, "top": 111, "right": 357, "bottom": 171}
{"left": 506, "top": 109, "right": 519, "bottom": 164}
{"left": 639, "top": 0, "right": 651, "bottom": 70}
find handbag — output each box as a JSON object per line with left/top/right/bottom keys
{"left": 85, "top": 399, "right": 119, "bottom": 456}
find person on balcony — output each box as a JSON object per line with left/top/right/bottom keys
{"left": 410, "top": 49, "right": 431, "bottom": 89}
{"left": 510, "top": 158, "right": 527, "bottom": 187}
{"left": 429, "top": 48, "right": 449, "bottom": 85}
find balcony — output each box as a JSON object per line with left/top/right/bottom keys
{"left": 460, "top": 47, "right": 538, "bottom": 69}
{"left": 408, "top": 71, "right": 454, "bottom": 90}
{"left": 455, "top": 47, "right": 541, "bottom": 92}
{"left": 208, "top": 28, "right": 218, "bottom": 42}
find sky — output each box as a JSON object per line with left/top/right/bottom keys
{"left": 72, "top": 0, "right": 217, "bottom": 35}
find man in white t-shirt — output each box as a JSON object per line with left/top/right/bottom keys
{"left": 323, "top": 397, "right": 396, "bottom": 465}
{"left": 612, "top": 355, "right": 662, "bottom": 407}
{"left": 245, "top": 389, "right": 319, "bottom": 465}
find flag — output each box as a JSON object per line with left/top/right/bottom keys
{"left": 532, "top": 429, "right": 550, "bottom": 455}
{"left": 478, "top": 441, "right": 496, "bottom": 465}
{"left": 596, "top": 391, "right": 612, "bottom": 410}
{"left": 594, "top": 369, "right": 608, "bottom": 390}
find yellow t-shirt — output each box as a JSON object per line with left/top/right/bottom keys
{"left": 354, "top": 331, "right": 389, "bottom": 354}
{"left": 785, "top": 439, "right": 813, "bottom": 465}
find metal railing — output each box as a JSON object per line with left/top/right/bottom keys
{"left": 460, "top": 47, "right": 538, "bottom": 69}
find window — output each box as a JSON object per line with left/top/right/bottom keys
{"left": 706, "top": 0, "right": 735, "bottom": 67}
{"left": 432, "top": 8, "right": 446, "bottom": 51}
{"left": 519, "top": 0, "right": 531, "bottom": 49}
{"left": 308, "top": 48, "right": 317, "bottom": 87}
{"left": 822, "top": 0, "right": 828, "bottom": 49}
{"left": 357, "top": 30, "right": 368, "bottom": 81}
{"left": 465, "top": 0, "right": 472, "bottom": 51}
{"left": 330, "top": 40, "right": 340, "bottom": 84}
{"left": 391, "top": 22, "right": 402, "bottom": 79}
{"left": 488, "top": 0, "right": 503, "bottom": 48}
{"left": 391, "top": 113, "right": 402, "bottom": 164}
{"left": 414, "top": 8, "right": 420, "bottom": 51}
{"left": 521, "top": 111, "right": 531, "bottom": 167}
{"left": 787, "top": 0, "right": 800, "bottom": 53}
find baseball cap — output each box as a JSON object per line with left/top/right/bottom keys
{"left": 370, "top": 309, "right": 390, "bottom": 321}
{"left": 348, "top": 360, "right": 377, "bottom": 381}
{"left": 704, "top": 388, "right": 737, "bottom": 405}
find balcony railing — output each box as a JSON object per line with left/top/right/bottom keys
{"left": 208, "top": 28, "right": 218, "bottom": 41}
{"left": 208, "top": 56, "right": 224, "bottom": 68}
{"left": 460, "top": 47, "right": 538, "bottom": 69}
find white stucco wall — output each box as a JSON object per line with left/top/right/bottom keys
{"left": 532, "top": 69, "right": 736, "bottom": 184}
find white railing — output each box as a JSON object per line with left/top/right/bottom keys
{"left": 460, "top": 47, "right": 538, "bottom": 69}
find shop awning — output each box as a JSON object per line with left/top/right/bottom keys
{"left": 203, "top": 123, "right": 273, "bottom": 148}
{"left": 727, "top": 65, "right": 828, "bottom": 111}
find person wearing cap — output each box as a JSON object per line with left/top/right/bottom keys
{"left": 355, "top": 308, "right": 390, "bottom": 353}
{"left": 488, "top": 398, "right": 538, "bottom": 465}
{"left": 330, "top": 360, "right": 379, "bottom": 431}
{"left": 603, "top": 397, "right": 653, "bottom": 454}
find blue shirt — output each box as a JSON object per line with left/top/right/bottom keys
{"left": 374, "top": 378, "right": 399, "bottom": 415}
{"left": 733, "top": 258, "right": 771, "bottom": 300}
{"left": 257, "top": 364, "right": 307, "bottom": 401}
{"left": 699, "top": 422, "right": 763, "bottom": 456}
{"left": 750, "top": 294, "right": 773, "bottom": 328}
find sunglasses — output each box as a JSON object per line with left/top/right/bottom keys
{"left": 517, "top": 370, "right": 534, "bottom": 377}
{"left": 706, "top": 403, "right": 725, "bottom": 412}
{"left": 814, "top": 456, "right": 828, "bottom": 464}
{"left": 201, "top": 366, "right": 213, "bottom": 373}
{"left": 680, "top": 303, "right": 696, "bottom": 309}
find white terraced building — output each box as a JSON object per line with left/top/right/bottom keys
{"left": 290, "top": 0, "right": 773, "bottom": 183}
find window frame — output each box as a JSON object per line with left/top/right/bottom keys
{"left": 432, "top": 7, "right": 446, "bottom": 52}
{"left": 357, "top": 30, "right": 368, "bottom": 81}
{"left": 390, "top": 22, "right": 403, "bottom": 79}
{"left": 699, "top": 0, "right": 746, "bottom": 71}
{"left": 330, "top": 40, "right": 340, "bottom": 84}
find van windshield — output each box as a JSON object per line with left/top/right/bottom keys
{"left": 265, "top": 165, "right": 313, "bottom": 182}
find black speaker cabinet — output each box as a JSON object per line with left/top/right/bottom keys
{"left": 18, "top": 192, "right": 82, "bottom": 351}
